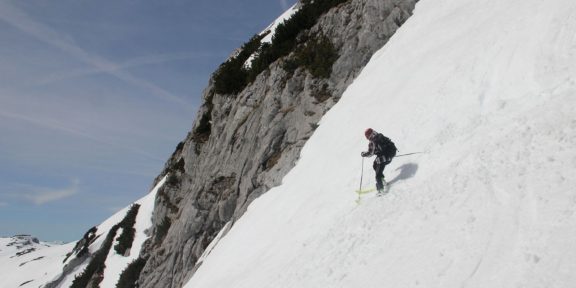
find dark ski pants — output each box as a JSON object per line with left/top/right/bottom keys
{"left": 373, "top": 155, "right": 392, "bottom": 191}
{"left": 372, "top": 152, "right": 396, "bottom": 191}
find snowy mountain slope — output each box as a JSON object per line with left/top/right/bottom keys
{"left": 185, "top": 0, "right": 576, "bottom": 287}
{"left": 0, "top": 176, "right": 165, "bottom": 288}
{"left": 243, "top": 3, "right": 298, "bottom": 69}
{"left": 260, "top": 3, "right": 298, "bottom": 44}
{"left": 0, "top": 235, "right": 74, "bottom": 288}
{"left": 54, "top": 176, "right": 166, "bottom": 288}
{"left": 99, "top": 176, "right": 166, "bottom": 288}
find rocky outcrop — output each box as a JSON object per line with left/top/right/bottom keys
{"left": 138, "top": 0, "right": 418, "bottom": 287}
{"left": 43, "top": 228, "right": 97, "bottom": 288}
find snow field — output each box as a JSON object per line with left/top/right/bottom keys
{"left": 0, "top": 238, "right": 75, "bottom": 288}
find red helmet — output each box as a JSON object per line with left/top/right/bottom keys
{"left": 364, "top": 128, "right": 374, "bottom": 139}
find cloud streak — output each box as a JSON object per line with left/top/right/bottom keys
{"left": 0, "top": 110, "right": 165, "bottom": 162}
{"left": 0, "top": 2, "right": 194, "bottom": 110}
{"left": 14, "top": 179, "right": 80, "bottom": 205}
{"left": 38, "top": 52, "right": 217, "bottom": 85}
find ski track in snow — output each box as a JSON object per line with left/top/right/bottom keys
{"left": 186, "top": 0, "right": 576, "bottom": 287}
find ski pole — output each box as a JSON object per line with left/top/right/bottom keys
{"left": 359, "top": 157, "right": 364, "bottom": 192}
{"left": 395, "top": 151, "right": 425, "bottom": 158}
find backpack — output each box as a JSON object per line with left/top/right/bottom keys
{"left": 374, "top": 133, "right": 397, "bottom": 158}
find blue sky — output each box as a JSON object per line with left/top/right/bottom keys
{"left": 0, "top": 0, "right": 296, "bottom": 242}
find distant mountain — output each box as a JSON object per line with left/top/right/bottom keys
{"left": 0, "top": 235, "right": 73, "bottom": 288}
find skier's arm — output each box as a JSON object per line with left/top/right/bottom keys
{"left": 361, "top": 142, "right": 375, "bottom": 157}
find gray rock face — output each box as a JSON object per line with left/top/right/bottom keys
{"left": 138, "top": 0, "right": 418, "bottom": 287}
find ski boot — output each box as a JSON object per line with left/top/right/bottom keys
{"left": 376, "top": 180, "right": 388, "bottom": 196}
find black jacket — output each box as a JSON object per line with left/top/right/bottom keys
{"left": 362, "top": 132, "right": 396, "bottom": 159}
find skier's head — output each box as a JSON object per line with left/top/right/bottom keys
{"left": 364, "top": 128, "right": 374, "bottom": 140}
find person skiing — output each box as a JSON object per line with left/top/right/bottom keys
{"left": 361, "top": 128, "right": 397, "bottom": 194}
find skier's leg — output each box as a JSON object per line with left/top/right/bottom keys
{"left": 381, "top": 163, "right": 387, "bottom": 185}
{"left": 374, "top": 161, "right": 385, "bottom": 191}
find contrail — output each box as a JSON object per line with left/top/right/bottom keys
{"left": 39, "top": 52, "right": 217, "bottom": 85}
{"left": 0, "top": 2, "right": 194, "bottom": 110}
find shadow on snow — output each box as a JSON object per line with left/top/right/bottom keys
{"left": 388, "top": 162, "right": 419, "bottom": 186}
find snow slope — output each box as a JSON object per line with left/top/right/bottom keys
{"left": 185, "top": 0, "right": 576, "bottom": 287}
{"left": 260, "top": 3, "right": 298, "bottom": 44}
{"left": 0, "top": 236, "right": 74, "bottom": 288}
{"left": 57, "top": 175, "right": 166, "bottom": 288}
{"left": 0, "top": 176, "right": 165, "bottom": 288}
{"left": 99, "top": 176, "right": 165, "bottom": 288}
{"left": 244, "top": 3, "right": 298, "bottom": 69}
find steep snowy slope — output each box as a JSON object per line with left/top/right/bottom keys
{"left": 185, "top": 0, "right": 576, "bottom": 287}
{"left": 54, "top": 176, "right": 166, "bottom": 288}
{"left": 0, "top": 177, "right": 165, "bottom": 288}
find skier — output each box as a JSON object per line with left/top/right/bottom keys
{"left": 361, "top": 128, "right": 397, "bottom": 194}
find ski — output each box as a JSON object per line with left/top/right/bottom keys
{"left": 355, "top": 188, "right": 376, "bottom": 195}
